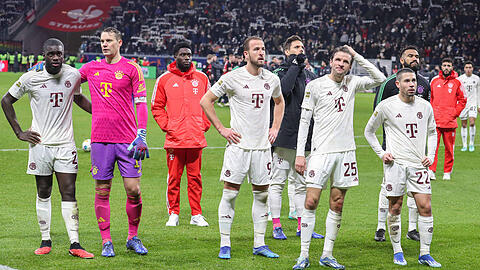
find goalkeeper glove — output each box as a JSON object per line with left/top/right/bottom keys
{"left": 127, "top": 129, "right": 150, "bottom": 160}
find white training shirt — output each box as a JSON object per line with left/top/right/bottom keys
{"left": 458, "top": 74, "right": 480, "bottom": 108}
{"left": 210, "top": 66, "right": 281, "bottom": 150}
{"left": 8, "top": 65, "right": 82, "bottom": 146}
{"left": 296, "top": 54, "right": 386, "bottom": 156}
{"left": 364, "top": 95, "right": 437, "bottom": 168}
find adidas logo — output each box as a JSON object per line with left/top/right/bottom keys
{"left": 173, "top": 83, "right": 179, "bottom": 87}
{"left": 94, "top": 72, "right": 99, "bottom": 76}
{"left": 40, "top": 84, "right": 47, "bottom": 88}
{"left": 327, "top": 91, "right": 332, "bottom": 95}
{"left": 244, "top": 85, "right": 249, "bottom": 89}
{"left": 396, "top": 113, "right": 402, "bottom": 118}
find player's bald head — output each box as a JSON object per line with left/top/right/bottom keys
{"left": 43, "top": 38, "right": 64, "bottom": 53}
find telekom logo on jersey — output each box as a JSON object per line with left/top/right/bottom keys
{"left": 251, "top": 93, "right": 264, "bottom": 108}
{"left": 50, "top": 92, "right": 63, "bottom": 107}
{"left": 406, "top": 123, "right": 418, "bottom": 138}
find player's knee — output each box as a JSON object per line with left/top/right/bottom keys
{"left": 330, "top": 195, "right": 345, "bottom": 210}
{"left": 125, "top": 185, "right": 141, "bottom": 197}
{"left": 304, "top": 197, "right": 318, "bottom": 210}
{"left": 95, "top": 187, "right": 111, "bottom": 197}
{"left": 37, "top": 189, "right": 52, "bottom": 199}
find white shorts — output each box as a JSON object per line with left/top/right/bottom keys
{"left": 220, "top": 145, "right": 272, "bottom": 186}
{"left": 27, "top": 143, "right": 78, "bottom": 175}
{"left": 379, "top": 181, "right": 417, "bottom": 208}
{"left": 383, "top": 162, "right": 431, "bottom": 197}
{"left": 305, "top": 150, "right": 359, "bottom": 189}
{"left": 270, "top": 147, "right": 306, "bottom": 186}
{"left": 459, "top": 105, "right": 478, "bottom": 120}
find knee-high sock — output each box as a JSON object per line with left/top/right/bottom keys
{"left": 268, "top": 183, "right": 283, "bottom": 227}
{"left": 322, "top": 209, "right": 342, "bottom": 258}
{"left": 300, "top": 208, "right": 316, "bottom": 258}
{"left": 61, "top": 201, "right": 79, "bottom": 244}
{"left": 470, "top": 126, "right": 476, "bottom": 145}
{"left": 294, "top": 183, "right": 306, "bottom": 231}
{"left": 387, "top": 213, "right": 402, "bottom": 254}
{"left": 252, "top": 190, "right": 268, "bottom": 248}
{"left": 218, "top": 189, "right": 238, "bottom": 247}
{"left": 461, "top": 127, "right": 468, "bottom": 147}
{"left": 126, "top": 194, "right": 142, "bottom": 239}
{"left": 36, "top": 195, "right": 51, "bottom": 241}
{"left": 407, "top": 196, "right": 418, "bottom": 232}
{"left": 418, "top": 215, "right": 434, "bottom": 256}
{"left": 287, "top": 178, "right": 296, "bottom": 213}
{"left": 95, "top": 188, "right": 111, "bottom": 242}
{"left": 377, "top": 189, "right": 388, "bottom": 231}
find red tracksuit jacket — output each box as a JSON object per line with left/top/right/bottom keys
{"left": 430, "top": 70, "right": 466, "bottom": 128}
{"left": 151, "top": 61, "right": 211, "bottom": 148}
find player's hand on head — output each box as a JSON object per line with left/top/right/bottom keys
{"left": 127, "top": 129, "right": 150, "bottom": 160}
{"left": 343, "top": 45, "right": 357, "bottom": 57}
{"left": 18, "top": 129, "right": 41, "bottom": 144}
{"left": 295, "top": 156, "right": 306, "bottom": 175}
{"left": 268, "top": 127, "right": 279, "bottom": 144}
{"left": 219, "top": 127, "right": 241, "bottom": 144}
{"left": 382, "top": 153, "right": 394, "bottom": 164}
{"left": 421, "top": 157, "right": 432, "bottom": 167}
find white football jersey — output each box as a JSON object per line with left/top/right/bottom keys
{"left": 458, "top": 74, "right": 480, "bottom": 108}
{"left": 297, "top": 54, "right": 386, "bottom": 156}
{"left": 210, "top": 66, "right": 281, "bottom": 150}
{"left": 8, "top": 65, "right": 82, "bottom": 146}
{"left": 365, "top": 95, "right": 437, "bottom": 168}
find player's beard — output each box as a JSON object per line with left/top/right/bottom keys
{"left": 404, "top": 61, "right": 419, "bottom": 72}
{"left": 248, "top": 55, "right": 264, "bottom": 68}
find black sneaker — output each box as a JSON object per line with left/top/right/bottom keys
{"left": 406, "top": 229, "right": 420, "bottom": 241}
{"left": 374, "top": 229, "right": 386, "bottom": 242}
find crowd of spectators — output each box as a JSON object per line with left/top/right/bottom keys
{"left": 80, "top": 0, "right": 479, "bottom": 70}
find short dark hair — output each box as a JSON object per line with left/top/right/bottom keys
{"left": 102, "top": 27, "right": 122, "bottom": 40}
{"left": 283, "top": 35, "right": 303, "bottom": 52}
{"left": 173, "top": 41, "right": 192, "bottom": 56}
{"left": 396, "top": 68, "right": 415, "bottom": 81}
{"left": 400, "top": 45, "right": 419, "bottom": 58}
{"left": 442, "top": 58, "right": 453, "bottom": 64}
{"left": 464, "top": 61, "right": 474, "bottom": 67}
{"left": 43, "top": 38, "right": 64, "bottom": 53}
{"left": 243, "top": 36, "right": 263, "bottom": 52}
{"left": 330, "top": 46, "right": 353, "bottom": 63}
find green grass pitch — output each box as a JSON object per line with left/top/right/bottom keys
{"left": 0, "top": 71, "right": 479, "bottom": 269}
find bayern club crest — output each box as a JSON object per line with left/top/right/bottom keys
{"left": 386, "top": 184, "right": 393, "bottom": 191}
{"left": 342, "top": 85, "right": 348, "bottom": 92}
{"left": 264, "top": 83, "right": 270, "bottom": 90}
{"left": 417, "top": 112, "right": 423, "bottom": 119}
{"left": 308, "top": 170, "right": 315, "bottom": 178}
{"left": 224, "top": 170, "right": 231, "bottom": 177}
{"left": 191, "top": 79, "right": 199, "bottom": 87}
{"left": 417, "top": 85, "right": 424, "bottom": 94}
{"left": 65, "top": 80, "right": 71, "bottom": 88}
{"left": 29, "top": 162, "right": 36, "bottom": 170}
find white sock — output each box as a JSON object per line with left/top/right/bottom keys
{"left": 387, "top": 213, "right": 402, "bottom": 254}
{"left": 461, "top": 127, "right": 468, "bottom": 147}
{"left": 418, "top": 215, "right": 433, "bottom": 256}
{"left": 36, "top": 195, "right": 51, "bottom": 241}
{"left": 300, "top": 208, "right": 316, "bottom": 258}
{"left": 218, "top": 189, "right": 238, "bottom": 247}
{"left": 377, "top": 190, "right": 388, "bottom": 231}
{"left": 408, "top": 207, "right": 418, "bottom": 232}
{"left": 294, "top": 183, "right": 306, "bottom": 219}
{"left": 252, "top": 190, "right": 268, "bottom": 248}
{"left": 61, "top": 201, "right": 79, "bottom": 244}
{"left": 268, "top": 184, "right": 283, "bottom": 220}
{"left": 287, "top": 179, "right": 295, "bottom": 213}
{"left": 322, "top": 209, "right": 342, "bottom": 258}
{"left": 470, "top": 126, "right": 476, "bottom": 145}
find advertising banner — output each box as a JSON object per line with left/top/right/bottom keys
{"left": 37, "top": 0, "right": 118, "bottom": 32}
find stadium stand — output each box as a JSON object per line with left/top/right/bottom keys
{"left": 79, "top": 0, "right": 479, "bottom": 69}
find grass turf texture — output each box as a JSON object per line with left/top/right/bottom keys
{"left": 0, "top": 71, "right": 479, "bottom": 269}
